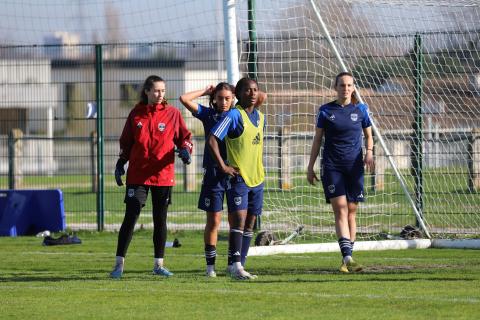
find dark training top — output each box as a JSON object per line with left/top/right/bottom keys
{"left": 316, "top": 101, "right": 372, "bottom": 166}
{"left": 193, "top": 104, "right": 227, "bottom": 168}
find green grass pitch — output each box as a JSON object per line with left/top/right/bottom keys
{"left": 1, "top": 230, "right": 479, "bottom": 319}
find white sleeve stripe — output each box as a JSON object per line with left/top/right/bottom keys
{"left": 212, "top": 117, "right": 231, "bottom": 137}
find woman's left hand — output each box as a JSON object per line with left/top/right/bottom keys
{"left": 364, "top": 150, "right": 375, "bottom": 173}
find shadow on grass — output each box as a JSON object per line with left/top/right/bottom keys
{"left": 0, "top": 265, "right": 475, "bottom": 284}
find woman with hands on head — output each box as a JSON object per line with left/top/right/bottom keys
{"left": 179, "top": 82, "right": 235, "bottom": 278}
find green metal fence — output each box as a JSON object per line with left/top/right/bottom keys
{"left": 1, "top": 37, "right": 480, "bottom": 237}
{"left": 0, "top": 42, "right": 229, "bottom": 231}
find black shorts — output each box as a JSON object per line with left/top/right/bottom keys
{"left": 124, "top": 185, "right": 172, "bottom": 208}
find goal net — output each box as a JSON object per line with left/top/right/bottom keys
{"left": 235, "top": 0, "right": 480, "bottom": 243}
{"left": 1, "top": 0, "right": 479, "bottom": 241}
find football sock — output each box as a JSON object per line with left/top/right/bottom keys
{"left": 241, "top": 231, "right": 253, "bottom": 266}
{"left": 227, "top": 248, "right": 233, "bottom": 266}
{"left": 229, "top": 229, "right": 243, "bottom": 263}
{"left": 154, "top": 258, "right": 164, "bottom": 267}
{"left": 115, "top": 256, "right": 124, "bottom": 265}
{"left": 338, "top": 237, "right": 353, "bottom": 259}
{"left": 206, "top": 264, "right": 215, "bottom": 274}
{"left": 205, "top": 244, "right": 216, "bottom": 266}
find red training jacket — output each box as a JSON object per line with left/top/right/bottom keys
{"left": 119, "top": 102, "right": 193, "bottom": 186}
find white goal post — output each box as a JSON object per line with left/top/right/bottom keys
{"left": 228, "top": 0, "right": 480, "bottom": 252}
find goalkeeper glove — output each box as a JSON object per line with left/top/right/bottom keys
{"left": 114, "top": 158, "right": 127, "bottom": 186}
{"left": 177, "top": 148, "right": 191, "bottom": 165}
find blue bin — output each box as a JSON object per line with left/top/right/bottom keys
{"left": 0, "top": 189, "right": 66, "bottom": 236}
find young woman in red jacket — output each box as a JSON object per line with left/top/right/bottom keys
{"left": 110, "top": 75, "right": 193, "bottom": 279}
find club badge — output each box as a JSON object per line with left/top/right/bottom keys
{"left": 137, "top": 121, "right": 143, "bottom": 128}
{"left": 158, "top": 123, "right": 166, "bottom": 131}
{"left": 234, "top": 196, "right": 242, "bottom": 206}
{"left": 351, "top": 113, "right": 358, "bottom": 121}
{"left": 328, "top": 184, "right": 335, "bottom": 194}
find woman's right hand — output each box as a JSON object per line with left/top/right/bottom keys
{"left": 307, "top": 167, "right": 319, "bottom": 185}
{"left": 221, "top": 165, "right": 239, "bottom": 177}
{"left": 203, "top": 85, "right": 215, "bottom": 96}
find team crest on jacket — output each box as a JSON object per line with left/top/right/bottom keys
{"left": 137, "top": 121, "right": 143, "bottom": 128}
{"left": 158, "top": 123, "right": 166, "bottom": 131}
{"left": 234, "top": 196, "right": 242, "bottom": 206}
{"left": 351, "top": 113, "right": 358, "bottom": 121}
{"left": 329, "top": 114, "right": 336, "bottom": 121}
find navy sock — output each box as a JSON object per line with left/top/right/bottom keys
{"left": 227, "top": 248, "right": 233, "bottom": 266}
{"left": 241, "top": 231, "right": 253, "bottom": 266}
{"left": 205, "top": 244, "right": 216, "bottom": 266}
{"left": 338, "top": 237, "right": 352, "bottom": 258}
{"left": 229, "top": 229, "right": 243, "bottom": 263}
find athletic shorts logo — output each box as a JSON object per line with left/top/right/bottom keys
{"left": 351, "top": 113, "right": 358, "bottom": 121}
{"left": 205, "top": 198, "right": 210, "bottom": 208}
{"left": 158, "top": 123, "right": 166, "bottom": 131}
{"left": 234, "top": 196, "right": 242, "bottom": 206}
{"left": 128, "top": 188, "right": 135, "bottom": 197}
{"left": 328, "top": 184, "right": 335, "bottom": 194}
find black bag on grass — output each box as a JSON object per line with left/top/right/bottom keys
{"left": 43, "top": 234, "right": 82, "bottom": 246}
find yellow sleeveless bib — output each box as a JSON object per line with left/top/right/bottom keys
{"left": 226, "top": 106, "right": 265, "bottom": 187}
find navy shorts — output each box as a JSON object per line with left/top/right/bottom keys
{"left": 225, "top": 175, "right": 264, "bottom": 215}
{"left": 198, "top": 167, "right": 228, "bottom": 212}
{"left": 321, "top": 160, "right": 365, "bottom": 203}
